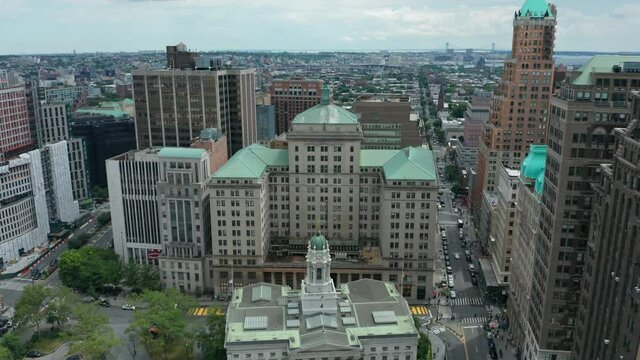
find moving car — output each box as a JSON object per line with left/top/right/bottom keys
{"left": 98, "top": 299, "right": 111, "bottom": 307}
{"left": 449, "top": 291, "right": 457, "bottom": 299}
{"left": 122, "top": 304, "right": 136, "bottom": 311}
{"left": 454, "top": 253, "right": 460, "bottom": 259}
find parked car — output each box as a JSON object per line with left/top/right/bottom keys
{"left": 471, "top": 276, "right": 478, "bottom": 285}
{"left": 448, "top": 278, "right": 455, "bottom": 288}
{"left": 449, "top": 291, "right": 457, "bottom": 299}
{"left": 121, "top": 304, "right": 136, "bottom": 311}
{"left": 66, "top": 355, "right": 83, "bottom": 360}
{"left": 446, "top": 266, "right": 453, "bottom": 274}
{"left": 26, "top": 351, "right": 44, "bottom": 358}
{"left": 445, "top": 255, "right": 450, "bottom": 262}
{"left": 30, "top": 269, "right": 41, "bottom": 280}
{"left": 98, "top": 299, "right": 111, "bottom": 307}
{"left": 445, "top": 260, "right": 451, "bottom": 267}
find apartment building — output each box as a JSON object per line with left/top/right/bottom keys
{"left": 518, "top": 56, "right": 640, "bottom": 360}
{"left": 473, "top": 0, "right": 556, "bottom": 213}
{"left": 0, "top": 150, "right": 49, "bottom": 265}
{"left": 0, "top": 70, "right": 32, "bottom": 162}
{"left": 133, "top": 68, "right": 256, "bottom": 156}
{"left": 507, "top": 145, "right": 547, "bottom": 358}
{"left": 41, "top": 141, "right": 80, "bottom": 223}
{"left": 352, "top": 97, "right": 421, "bottom": 149}
{"left": 572, "top": 96, "right": 640, "bottom": 359}
{"left": 270, "top": 79, "right": 322, "bottom": 134}
{"left": 207, "top": 90, "right": 438, "bottom": 302}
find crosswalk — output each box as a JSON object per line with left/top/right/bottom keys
{"left": 410, "top": 306, "right": 429, "bottom": 316}
{"left": 0, "top": 277, "right": 34, "bottom": 291}
{"left": 188, "top": 307, "right": 225, "bottom": 317}
{"left": 460, "top": 316, "right": 490, "bottom": 325}
{"left": 430, "top": 324, "right": 446, "bottom": 334}
{"left": 450, "top": 297, "right": 484, "bottom": 306}
{"left": 438, "top": 220, "right": 459, "bottom": 226}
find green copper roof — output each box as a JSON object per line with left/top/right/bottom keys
{"left": 572, "top": 55, "right": 640, "bottom": 86}
{"left": 520, "top": 145, "right": 547, "bottom": 195}
{"left": 518, "top": 0, "right": 553, "bottom": 18}
{"left": 309, "top": 233, "right": 328, "bottom": 251}
{"left": 75, "top": 108, "right": 128, "bottom": 118}
{"left": 212, "top": 144, "right": 288, "bottom": 179}
{"left": 361, "top": 147, "right": 436, "bottom": 181}
{"left": 158, "top": 147, "right": 206, "bottom": 159}
{"left": 292, "top": 103, "right": 358, "bottom": 125}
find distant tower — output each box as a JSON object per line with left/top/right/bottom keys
{"left": 491, "top": 42, "right": 496, "bottom": 52}
{"left": 445, "top": 42, "right": 449, "bottom": 52}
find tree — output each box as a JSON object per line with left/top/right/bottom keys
{"left": 1, "top": 333, "right": 25, "bottom": 360}
{"left": 67, "top": 233, "right": 91, "bottom": 250}
{"left": 444, "top": 165, "right": 461, "bottom": 183}
{"left": 14, "top": 285, "right": 49, "bottom": 336}
{"left": 448, "top": 102, "right": 468, "bottom": 118}
{"left": 59, "top": 247, "right": 122, "bottom": 293}
{"left": 0, "top": 345, "right": 12, "bottom": 360}
{"left": 123, "top": 262, "right": 162, "bottom": 294}
{"left": 44, "top": 287, "right": 77, "bottom": 330}
{"left": 97, "top": 212, "right": 111, "bottom": 227}
{"left": 127, "top": 290, "right": 197, "bottom": 360}
{"left": 417, "top": 332, "right": 431, "bottom": 360}
{"left": 197, "top": 307, "right": 226, "bottom": 360}
{"left": 69, "top": 304, "right": 120, "bottom": 359}
{"left": 91, "top": 186, "right": 109, "bottom": 200}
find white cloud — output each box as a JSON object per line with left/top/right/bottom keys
{"left": 340, "top": 36, "right": 354, "bottom": 42}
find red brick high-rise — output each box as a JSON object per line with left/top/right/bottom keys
{"left": 0, "top": 70, "right": 32, "bottom": 163}
{"left": 270, "top": 79, "right": 322, "bottom": 134}
{"left": 472, "top": 0, "right": 556, "bottom": 212}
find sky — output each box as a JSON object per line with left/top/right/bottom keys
{"left": 1, "top": 0, "right": 639, "bottom": 55}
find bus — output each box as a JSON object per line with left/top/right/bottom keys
{"left": 457, "top": 219, "right": 464, "bottom": 228}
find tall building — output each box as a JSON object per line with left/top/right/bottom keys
{"left": 38, "top": 86, "right": 86, "bottom": 110}
{"left": 166, "top": 42, "right": 196, "bottom": 70}
{"left": 224, "top": 234, "right": 419, "bottom": 360}
{"left": 572, "top": 109, "right": 640, "bottom": 359}
{"left": 463, "top": 96, "right": 491, "bottom": 148}
{"left": 352, "top": 97, "right": 421, "bottom": 149}
{"left": 507, "top": 145, "right": 547, "bottom": 358}
{"left": 0, "top": 150, "right": 49, "bottom": 266}
{"left": 516, "top": 56, "right": 640, "bottom": 360}
{"left": 132, "top": 68, "right": 257, "bottom": 155}
{"left": 107, "top": 132, "right": 228, "bottom": 292}
{"left": 69, "top": 115, "right": 136, "bottom": 188}
{"left": 472, "top": 0, "right": 556, "bottom": 213}
{"left": 0, "top": 70, "right": 32, "bottom": 162}
{"left": 34, "top": 101, "right": 89, "bottom": 201}
{"left": 41, "top": 141, "right": 80, "bottom": 223}
{"left": 256, "top": 104, "right": 276, "bottom": 144}
{"left": 270, "top": 79, "right": 322, "bottom": 134}
{"left": 207, "top": 89, "right": 438, "bottom": 301}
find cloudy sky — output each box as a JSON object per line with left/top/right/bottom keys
{"left": 1, "top": 0, "right": 639, "bottom": 54}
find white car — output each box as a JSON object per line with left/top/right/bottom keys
{"left": 449, "top": 291, "right": 457, "bottom": 299}
{"left": 448, "top": 278, "right": 455, "bottom": 288}
{"left": 454, "top": 253, "right": 460, "bottom": 259}
{"left": 121, "top": 304, "right": 136, "bottom": 311}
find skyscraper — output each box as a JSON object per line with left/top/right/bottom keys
{"left": 515, "top": 56, "right": 640, "bottom": 360}
{"left": 270, "top": 79, "right": 322, "bottom": 134}
{"left": 572, "top": 93, "right": 640, "bottom": 360}
{"left": 472, "top": 0, "right": 556, "bottom": 212}
{"left": 132, "top": 68, "right": 257, "bottom": 156}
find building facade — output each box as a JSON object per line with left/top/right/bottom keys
{"left": 256, "top": 104, "right": 276, "bottom": 144}
{"left": 0, "top": 70, "right": 32, "bottom": 162}
{"left": 0, "top": 150, "right": 49, "bottom": 265}
{"left": 132, "top": 68, "right": 256, "bottom": 156}
{"left": 107, "top": 134, "right": 228, "bottom": 292}
{"left": 572, "top": 104, "right": 640, "bottom": 359}
{"left": 508, "top": 145, "right": 547, "bottom": 359}
{"left": 69, "top": 115, "right": 137, "bottom": 188}
{"left": 207, "top": 92, "right": 438, "bottom": 302}
{"left": 463, "top": 96, "right": 490, "bottom": 148}
{"left": 352, "top": 97, "right": 421, "bottom": 149}
{"left": 270, "top": 79, "right": 322, "bottom": 135}
{"left": 473, "top": 0, "right": 556, "bottom": 212}
{"left": 224, "top": 234, "right": 419, "bottom": 360}
{"left": 41, "top": 141, "right": 80, "bottom": 223}
{"left": 518, "top": 56, "right": 640, "bottom": 360}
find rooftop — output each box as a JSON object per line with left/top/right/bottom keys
{"left": 74, "top": 108, "right": 128, "bottom": 118}
{"left": 291, "top": 103, "right": 358, "bottom": 125}
{"left": 520, "top": 145, "right": 547, "bottom": 195}
{"left": 360, "top": 147, "right": 437, "bottom": 181}
{"left": 225, "top": 279, "right": 417, "bottom": 350}
{"left": 517, "top": 0, "right": 553, "bottom": 19}
{"left": 572, "top": 55, "right": 640, "bottom": 86}
{"left": 212, "top": 144, "right": 287, "bottom": 179}
{"left": 158, "top": 147, "right": 206, "bottom": 159}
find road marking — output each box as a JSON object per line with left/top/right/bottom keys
{"left": 80, "top": 223, "right": 87, "bottom": 229}
{"left": 462, "top": 328, "right": 470, "bottom": 360}
{"left": 463, "top": 325, "right": 480, "bottom": 329}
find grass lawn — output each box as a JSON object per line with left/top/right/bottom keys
{"left": 28, "top": 330, "right": 69, "bottom": 353}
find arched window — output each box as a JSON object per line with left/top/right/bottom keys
{"left": 317, "top": 268, "right": 323, "bottom": 281}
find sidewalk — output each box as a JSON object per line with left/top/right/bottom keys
{"left": 426, "top": 329, "right": 446, "bottom": 360}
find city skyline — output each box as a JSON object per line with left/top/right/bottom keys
{"left": 2, "top": 0, "right": 640, "bottom": 55}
